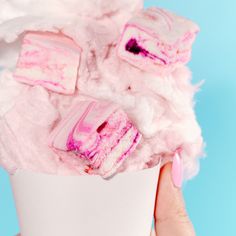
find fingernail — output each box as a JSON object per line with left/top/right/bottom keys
{"left": 171, "top": 152, "right": 183, "bottom": 188}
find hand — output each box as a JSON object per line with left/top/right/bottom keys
{"left": 151, "top": 163, "right": 196, "bottom": 236}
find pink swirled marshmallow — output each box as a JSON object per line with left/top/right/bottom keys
{"left": 48, "top": 101, "right": 142, "bottom": 178}
{"left": 117, "top": 7, "right": 199, "bottom": 75}
{"left": 14, "top": 32, "right": 81, "bottom": 94}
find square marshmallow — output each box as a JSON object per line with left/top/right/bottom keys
{"left": 14, "top": 32, "right": 81, "bottom": 94}
{"left": 117, "top": 8, "right": 199, "bottom": 74}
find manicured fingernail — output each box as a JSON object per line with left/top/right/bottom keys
{"left": 171, "top": 152, "right": 183, "bottom": 188}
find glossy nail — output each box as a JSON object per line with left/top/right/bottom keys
{"left": 171, "top": 152, "right": 183, "bottom": 188}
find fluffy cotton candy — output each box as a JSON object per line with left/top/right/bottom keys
{"left": 0, "top": 85, "right": 90, "bottom": 175}
{"left": 0, "top": 69, "right": 24, "bottom": 116}
{"left": 0, "top": 0, "right": 24, "bottom": 24}
{"left": 4, "top": 0, "right": 143, "bottom": 18}
{"left": 0, "top": 2, "right": 204, "bottom": 180}
{"left": 0, "top": 0, "right": 143, "bottom": 41}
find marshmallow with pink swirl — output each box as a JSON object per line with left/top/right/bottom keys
{"left": 48, "top": 100, "right": 142, "bottom": 178}
{"left": 14, "top": 32, "right": 81, "bottom": 94}
{"left": 117, "top": 7, "right": 199, "bottom": 74}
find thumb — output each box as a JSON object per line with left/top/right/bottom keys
{"left": 154, "top": 163, "right": 196, "bottom": 236}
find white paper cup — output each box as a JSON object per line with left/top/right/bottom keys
{"left": 10, "top": 163, "right": 160, "bottom": 236}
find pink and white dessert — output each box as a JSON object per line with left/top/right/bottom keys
{"left": 117, "top": 7, "right": 199, "bottom": 74}
{"left": 0, "top": 1, "right": 204, "bottom": 181}
{"left": 49, "top": 100, "right": 142, "bottom": 178}
{"left": 14, "top": 32, "right": 81, "bottom": 94}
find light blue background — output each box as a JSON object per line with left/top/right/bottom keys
{"left": 0, "top": 0, "right": 236, "bottom": 235}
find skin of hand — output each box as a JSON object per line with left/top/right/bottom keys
{"left": 151, "top": 163, "right": 196, "bottom": 236}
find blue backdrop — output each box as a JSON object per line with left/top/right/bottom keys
{"left": 0, "top": 0, "right": 235, "bottom": 235}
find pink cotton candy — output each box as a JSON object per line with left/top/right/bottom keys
{"left": 0, "top": 3, "right": 204, "bottom": 180}
{"left": 0, "top": 85, "right": 90, "bottom": 176}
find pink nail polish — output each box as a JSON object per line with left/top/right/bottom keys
{"left": 171, "top": 152, "right": 183, "bottom": 188}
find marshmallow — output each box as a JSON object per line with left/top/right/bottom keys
{"left": 49, "top": 100, "right": 142, "bottom": 178}
{"left": 14, "top": 32, "right": 81, "bottom": 94}
{"left": 117, "top": 7, "right": 199, "bottom": 74}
